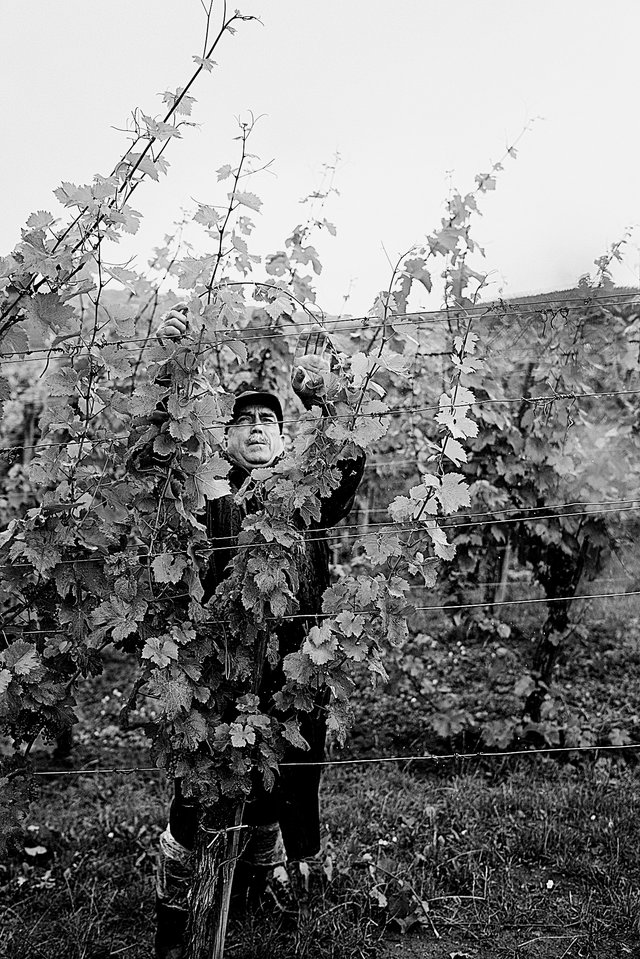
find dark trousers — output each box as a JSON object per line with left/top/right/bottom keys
{"left": 169, "top": 702, "right": 327, "bottom": 861}
{"left": 155, "top": 677, "right": 328, "bottom": 955}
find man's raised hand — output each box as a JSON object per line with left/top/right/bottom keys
{"left": 157, "top": 302, "right": 190, "bottom": 342}
{"left": 292, "top": 326, "right": 340, "bottom": 410}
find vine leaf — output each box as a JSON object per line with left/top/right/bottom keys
{"left": 161, "top": 88, "right": 196, "bottom": 117}
{"left": 437, "top": 472, "right": 471, "bottom": 514}
{"left": 437, "top": 387, "right": 479, "bottom": 440}
{"left": 362, "top": 531, "right": 402, "bottom": 565}
{"left": 23, "top": 292, "right": 76, "bottom": 335}
{"left": 475, "top": 173, "right": 497, "bottom": 191}
{"left": 26, "top": 211, "right": 55, "bottom": 229}
{"left": 350, "top": 352, "right": 370, "bottom": 388}
{"left": 45, "top": 368, "right": 78, "bottom": 396}
{"left": 264, "top": 293, "right": 292, "bottom": 322}
{"left": 142, "top": 636, "right": 179, "bottom": 668}
{"left": 2, "top": 327, "right": 29, "bottom": 354}
{"left": 194, "top": 55, "right": 217, "bottom": 72}
{"left": 168, "top": 419, "right": 195, "bottom": 442}
{"left": 149, "top": 670, "right": 193, "bottom": 719}
{"left": 175, "top": 710, "right": 208, "bottom": 749}
{"left": 281, "top": 719, "right": 309, "bottom": 750}
{"left": 224, "top": 338, "right": 248, "bottom": 363}
{"left": 130, "top": 383, "right": 167, "bottom": 417}
{"left": 152, "top": 553, "right": 188, "bottom": 584}
{"left": 282, "top": 650, "right": 313, "bottom": 686}
{"left": 234, "top": 191, "right": 262, "bottom": 213}
{"left": 99, "top": 344, "right": 133, "bottom": 378}
{"left": 2, "top": 641, "right": 40, "bottom": 677}
{"left": 403, "top": 257, "right": 432, "bottom": 292}
{"left": 91, "top": 597, "right": 148, "bottom": 642}
{"left": 388, "top": 493, "right": 434, "bottom": 522}
{"left": 302, "top": 622, "right": 337, "bottom": 665}
{"left": 378, "top": 348, "right": 409, "bottom": 376}
{"left": 427, "top": 524, "right": 455, "bottom": 561}
{"left": 443, "top": 438, "right": 467, "bottom": 467}
{"left": 335, "top": 611, "right": 365, "bottom": 637}
{"left": 153, "top": 434, "right": 177, "bottom": 457}
{"left": 192, "top": 458, "right": 232, "bottom": 506}
{"left": 230, "top": 722, "right": 255, "bottom": 748}
{"left": 329, "top": 400, "right": 389, "bottom": 447}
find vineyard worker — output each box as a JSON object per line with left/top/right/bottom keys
{"left": 151, "top": 306, "right": 365, "bottom": 959}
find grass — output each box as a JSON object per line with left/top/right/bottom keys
{"left": 2, "top": 611, "right": 640, "bottom": 958}
{"left": 2, "top": 753, "right": 640, "bottom": 957}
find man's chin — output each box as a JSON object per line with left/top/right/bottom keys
{"left": 236, "top": 452, "right": 277, "bottom": 469}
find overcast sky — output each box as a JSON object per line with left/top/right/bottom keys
{"left": 2, "top": 1, "right": 639, "bottom": 314}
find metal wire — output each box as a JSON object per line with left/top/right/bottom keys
{"left": 27, "top": 740, "right": 640, "bottom": 779}
{"left": 1, "top": 289, "right": 637, "bottom": 361}
{"left": 1, "top": 385, "right": 638, "bottom": 455}
{"left": 4, "top": 587, "right": 640, "bottom": 637}
{"left": 1, "top": 502, "right": 638, "bottom": 574}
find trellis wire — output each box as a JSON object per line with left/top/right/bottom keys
{"left": 351, "top": 496, "right": 640, "bottom": 515}
{"left": 412, "top": 588, "right": 640, "bottom": 612}
{"left": 28, "top": 740, "right": 640, "bottom": 779}
{"left": 2, "top": 340, "right": 637, "bottom": 372}
{"left": 238, "top": 588, "right": 640, "bottom": 619}
{"left": 1, "top": 289, "right": 638, "bottom": 361}
{"left": 158, "top": 503, "right": 640, "bottom": 554}
{"left": 1, "top": 385, "right": 639, "bottom": 455}
{"left": 4, "top": 587, "right": 640, "bottom": 636}
{"left": 1, "top": 501, "right": 638, "bottom": 574}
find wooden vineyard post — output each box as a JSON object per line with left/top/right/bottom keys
{"left": 185, "top": 801, "right": 245, "bottom": 959}
{"left": 492, "top": 533, "right": 512, "bottom": 608}
{"left": 184, "top": 611, "right": 269, "bottom": 956}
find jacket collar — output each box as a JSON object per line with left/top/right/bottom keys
{"left": 228, "top": 462, "right": 251, "bottom": 489}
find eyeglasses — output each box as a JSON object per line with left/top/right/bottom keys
{"left": 232, "top": 410, "right": 280, "bottom": 427}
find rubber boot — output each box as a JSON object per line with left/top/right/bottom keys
{"left": 154, "top": 897, "right": 187, "bottom": 959}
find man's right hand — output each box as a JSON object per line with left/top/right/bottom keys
{"left": 157, "top": 302, "right": 190, "bottom": 341}
{"left": 292, "top": 326, "right": 340, "bottom": 409}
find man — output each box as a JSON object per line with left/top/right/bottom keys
{"left": 151, "top": 307, "right": 365, "bottom": 958}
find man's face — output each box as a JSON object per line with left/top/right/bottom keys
{"left": 225, "top": 403, "right": 284, "bottom": 470}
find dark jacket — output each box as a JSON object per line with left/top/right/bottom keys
{"left": 167, "top": 456, "right": 366, "bottom": 861}
{"left": 128, "top": 406, "right": 365, "bottom": 652}
{"left": 202, "top": 457, "right": 366, "bottom": 633}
